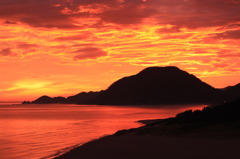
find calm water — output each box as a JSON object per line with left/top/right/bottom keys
{"left": 0, "top": 104, "right": 205, "bottom": 159}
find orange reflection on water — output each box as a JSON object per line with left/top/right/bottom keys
{"left": 0, "top": 104, "right": 206, "bottom": 159}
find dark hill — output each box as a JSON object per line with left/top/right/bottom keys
{"left": 94, "top": 66, "right": 222, "bottom": 105}
{"left": 33, "top": 96, "right": 54, "bottom": 104}
{"left": 223, "top": 83, "right": 240, "bottom": 102}
{"left": 31, "top": 96, "right": 67, "bottom": 104}
{"left": 67, "top": 91, "right": 102, "bottom": 104}
{"left": 27, "top": 91, "right": 101, "bottom": 104}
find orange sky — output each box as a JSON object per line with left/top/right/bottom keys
{"left": 0, "top": 0, "right": 240, "bottom": 101}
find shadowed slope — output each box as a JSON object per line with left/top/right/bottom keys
{"left": 223, "top": 83, "right": 240, "bottom": 102}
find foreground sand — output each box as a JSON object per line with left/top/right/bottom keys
{"left": 55, "top": 134, "right": 240, "bottom": 159}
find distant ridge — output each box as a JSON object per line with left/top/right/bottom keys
{"left": 23, "top": 66, "right": 239, "bottom": 105}
{"left": 23, "top": 91, "right": 101, "bottom": 104}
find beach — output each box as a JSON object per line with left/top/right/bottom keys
{"left": 55, "top": 133, "right": 240, "bottom": 159}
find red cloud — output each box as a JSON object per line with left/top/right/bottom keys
{"left": 54, "top": 32, "right": 93, "bottom": 41}
{"left": 1, "top": 0, "right": 240, "bottom": 30}
{"left": 17, "top": 43, "right": 38, "bottom": 49}
{"left": 100, "top": 1, "right": 157, "bottom": 24}
{"left": 213, "top": 30, "right": 240, "bottom": 39}
{"left": 0, "top": 0, "right": 79, "bottom": 28}
{"left": 157, "top": 26, "right": 181, "bottom": 33}
{"left": 0, "top": 48, "right": 13, "bottom": 56}
{"left": 72, "top": 47, "right": 107, "bottom": 60}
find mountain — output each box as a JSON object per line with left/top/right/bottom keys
{"left": 94, "top": 66, "right": 222, "bottom": 105}
{"left": 24, "top": 91, "right": 101, "bottom": 104}
{"left": 31, "top": 96, "right": 67, "bottom": 104}
{"left": 25, "top": 66, "right": 238, "bottom": 105}
{"left": 66, "top": 91, "right": 102, "bottom": 104}
{"left": 223, "top": 83, "right": 240, "bottom": 101}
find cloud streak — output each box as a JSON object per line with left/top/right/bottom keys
{"left": 72, "top": 47, "right": 108, "bottom": 60}
{"left": 0, "top": 48, "right": 13, "bottom": 56}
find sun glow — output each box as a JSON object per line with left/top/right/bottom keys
{"left": 9, "top": 81, "right": 53, "bottom": 90}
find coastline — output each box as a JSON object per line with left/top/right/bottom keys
{"left": 54, "top": 130, "right": 240, "bottom": 159}
{"left": 54, "top": 119, "right": 240, "bottom": 159}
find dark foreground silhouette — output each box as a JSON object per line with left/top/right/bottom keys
{"left": 54, "top": 98, "right": 240, "bottom": 159}
{"left": 116, "top": 97, "right": 240, "bottom": 138}
{"left": 23, "top": 66, "right": 240, "bottom": 105}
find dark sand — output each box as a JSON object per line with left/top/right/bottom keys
{"left": 55, "top": 134, "right": 240, "bottom": 159}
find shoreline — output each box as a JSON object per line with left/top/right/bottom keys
{"left": 54, "top": 131, "right": 240, "bottom": 159}
{"left": 54, "top": 120, "right": 240, "bottom": 159}
{"left": 137, "top": 118, "right": 164, "bottom": 125}
{"left": 50, "top": 119, "right": 153, "bottom": 159}
{"left": 52, "top": 119, "right": 150, "bottom": 159}
{"left": 52, "top": 122, "right": 146, "bottom": 159}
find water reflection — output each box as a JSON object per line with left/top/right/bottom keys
{"left": 0, "top": 104, "right": 205, "bottom": 159}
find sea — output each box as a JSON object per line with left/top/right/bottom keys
{"left": 0, "top": 103, "right": 205, "bottom": 159}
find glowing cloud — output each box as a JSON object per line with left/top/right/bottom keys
{"left": 0, "top": 0, "right": 240, "bottom": 100}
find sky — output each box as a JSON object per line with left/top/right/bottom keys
{"left": 0, "top": 0, "right": 240, "bottom": 101}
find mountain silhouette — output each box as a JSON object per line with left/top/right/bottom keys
{"left": 27, "top": 92, "right": 101, "bottom": 104}
{"left": 66, "top": 91, "right": 102, "bottom": 104}
{"left": 31, "top": 96, "right": 67, "bottom": 104}
{"left": 25, "top": 66, "right": 238, "bottom": 105}
{"left": 94, "top": 66, "right": 222, "bottom": 105}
